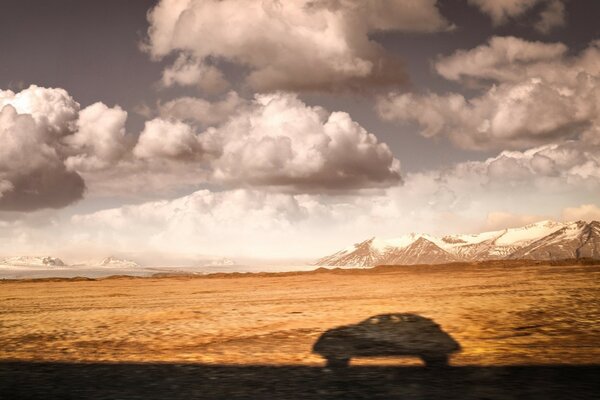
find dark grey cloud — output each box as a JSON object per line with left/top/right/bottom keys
{"left": 0, "top": 165, "right": 85, "bottom": 212}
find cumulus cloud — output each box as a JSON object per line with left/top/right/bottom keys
{"left": 434, "top": 36, "right": 598, "bottom": 86}
{"left": 378, "top": 77, "right": 597, "bottom": 150}
{"left": 64, "top": 102, "right": 130, "bottom": 171}
{"left": 0, "top": 85, "right": 79, "bottom": 133}
{"left": 157, "top": 91, "right": 246, "bottom": 126}
{"left": 134, "top": 118, "right": 205, "bottom": 160}
{"left": 204, "top": 92, "right": 401, "bottom": 191}
{"left": 143, "top": 0, "right": 450, "bottom": 92}
{"left": 455, "top": 141, "right": 600, "bottom": 188}
{"left": 561, "top": 204, "right": 600, "bottom": 222}
{"left": 0, "top": 85, "right": 400, "bottom": 206}
{"left": 0, "top": 104, "right": 85, "bottom": 211}
{"left": 0, "top": 85, "right": 133, "bottom": 211}
{"left": 434, "top": 36, "right": 569, "bottom": 83}
{"left": 468, "top": 0, "right": 566, "bottom": 33}
{"left": 379, "top": 38, "right": 600, "bottom": 150}
{"left": 161, "top": 54, "right": 229, "bottom": 93}
{"left": 94, "top": 92, "right": 401, "bottom": 196}
{"left": 128, "top": 92, "right": 401, "bottom": 193}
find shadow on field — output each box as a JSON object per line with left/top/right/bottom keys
{"left": 313, "top": 313, "right": 461, "bottom": 368}
{"left": 2, "top": 315, "right": 598, "bottom": 399}
{"left": 1, "top": 362, "right": 599, "bottom": 399}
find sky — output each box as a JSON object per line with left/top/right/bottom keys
{"left": 0, "top": 0, "right": 599, "bottom": 265}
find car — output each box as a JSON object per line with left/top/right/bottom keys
{"left": 313, "top": 313, "right": 461, "bottom": 367}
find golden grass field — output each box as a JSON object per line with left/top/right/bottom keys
{"left": 1, "top": 262, "right": 599, "bottom": 367}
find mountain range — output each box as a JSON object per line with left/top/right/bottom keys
{"left": 315, "top": 220, "right": 600, "bottom": 268}
{"left": 0, "top": 256, "right": 141, "bottom": 269}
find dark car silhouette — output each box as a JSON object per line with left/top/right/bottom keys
{"left": 313, "top": 313, "right": 461, "bottom": 367}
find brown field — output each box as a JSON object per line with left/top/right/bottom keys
{"left": 2, "top": 261, "right": 599, "bottom": 367}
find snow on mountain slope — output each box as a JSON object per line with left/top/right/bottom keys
{"left": 0, "top": 256, "right": 66, "bottom": 267}
{"left": 315, "top": 220, "right": 597, "bottom": 267}
{"left": 315, "top": 238, "right": 384, "bottom": 268}
{"left": 493, "top": 220, "right": 566, "bottom": 246}
{"left": 509, "top": 221, "right": 600, "bottom": 260}
{"left": 382, "top": 237, "right": 459, "bottom": 265}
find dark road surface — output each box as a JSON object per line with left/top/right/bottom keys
{"left": 1, "top": 362, "right": 598, "bottom": 400}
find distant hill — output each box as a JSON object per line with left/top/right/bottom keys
{"left": 0, "top": 256, "right": 66, "bottom": 267}
{"left": 98, "top": 256, "right": 140, "bottom": 268}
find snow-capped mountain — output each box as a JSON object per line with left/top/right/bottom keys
{"left": 383, "top": 237, "right": 459, "bottom": 265}
{"left": 0, "top": 256, "right": 66, "bottom": 267}
{"left": 98, "top": 256, "right": 140, "bottom": 268}
{"left": 315, "top": 238, "right": 386, "bottom": 268}
{"left": 315, "top": 220, "right": 600, "bottom": 267}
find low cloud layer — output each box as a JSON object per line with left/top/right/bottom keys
{"left": 40, "top": 139, "right": 597, "bottom": 261}
{"left": 561, "top": 204, "right": 600, "bottom": 222}
{"left": 378, "top": 37, "right": 600, "bottom": 150}
{"left": 144, "top": 0, "right": 451, "bottom": 92}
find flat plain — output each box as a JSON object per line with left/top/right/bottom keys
{"left": 1, "top": 262, "right": 599, "bottom": 366}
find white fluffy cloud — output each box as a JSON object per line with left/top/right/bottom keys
{"left": 65, "top": 102, "right": 130, "bottom": 171}
{"left": 0, "top": 104, "right": 85, "bottom": 211}
{"left": 144, "top": 0, "right": 450, "bottom": 92}
{"left": 204, "top": 92, "right": 401, "bottom": 191}
{"left": 134, "top": 118, "right": 205, "bottom": 160}
{"left": 161, "top": 54, "right": 229, "bottom": 93}
{"left": 0, "top": 85, "right": 132, "bottom": 211}
{"left": 378, "top": 38, "right": 600, "bottom": 150}
{"left": 0, "top": 85, "right": 402, "bottom": 208}
{"left": 0, "top": 85, "right": 79, "bottom": 133}
{"left": 134, "top": 92, "right": 401, "bottom": 193}
{"left": 455, "top": 141, "right": 600, "bottom": 189}
{"left": 434, "top": 36, "right": 599, "bottom": 86}
{"left": 468, "top": 0, "right": 565, "bottom": 33}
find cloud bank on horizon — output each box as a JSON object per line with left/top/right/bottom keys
{"left": 0, "top": 0, "right": 598, "bottom": 263}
